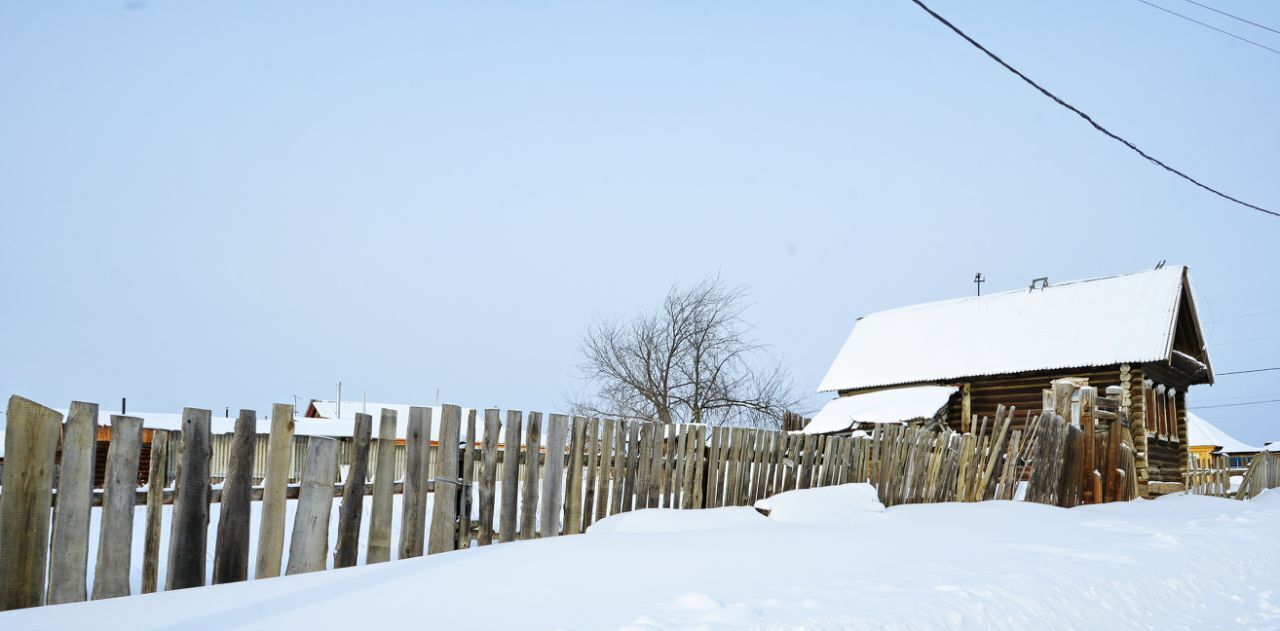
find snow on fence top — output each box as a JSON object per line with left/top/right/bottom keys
{"left": 818, "top": 266, "right": 1194, "bottom": 393}
{"left": 803, "top": 386, "right": 956, "bottom": 435}
{"left": 1186, "top": 411, "right": 1260, "bottom": 454}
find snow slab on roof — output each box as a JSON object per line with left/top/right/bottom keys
{"left": 819, "top": 267, "right": 1191, "bottom": 393}
{"left": 803, "top": 386, "right": 957, "bottom": 434}
{"left": 1186, "top": 412, "right": 1259, "bottom": 453}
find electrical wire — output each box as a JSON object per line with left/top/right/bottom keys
{"left": 1191, "top": 398, "right": 1280, "bottom": 409}
{"left": 1217, "top": 367, "right": 1280, "bottom": 376}
{"left": 1181, "top": 0, "right": 1280, "bottom": 36}
{"left": 1134, "top": 0, "right": 1280, "bottom": 55}
{"left": 907, "top": 0, "right": 1279, "bottom": 219}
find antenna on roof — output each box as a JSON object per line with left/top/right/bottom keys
{"left": 1029, "top": 277, "right": 1049, "bottom": 292}
{"left": 973, "top": 272, "right": 985, "bottom": 296}
{"left": 336, "top": 381, "right": 342, "bottom": 418}
{"left": 1154, "top": 260, "right": 1166, "bottom": 270}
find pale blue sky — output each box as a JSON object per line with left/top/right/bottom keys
{"left": 1, "top": 1, "right": 1277, "bottom": 443}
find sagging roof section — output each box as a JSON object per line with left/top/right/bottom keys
{"left": 803, "top": 386, "right": 957, "bottom": 435}
{"left": 818, "top": 266, "right": 1210, "bottom": 393}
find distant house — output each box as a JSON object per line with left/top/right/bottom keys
{"left": 1186, "top": 412, "right": 1259, "bottom": 469}
{"left": 807, "top": 266, "right": 1212, "bottom": 497}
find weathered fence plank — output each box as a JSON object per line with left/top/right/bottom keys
{"left": 367, "top": 408, "right": 398, "bottom": 563}
{"left": 580, "top": 418, "right": 600, "bottom": 532}
{"left": 141, "top": 430, "right": 170, "bottom": 594}
{"left": 458, "top": 409, "right": 478, "bottom": 548}
{"left": 286, "top": 437, "right": 338, "bottom": 574}
{"left": 428, "top": 404, "right": 463, "bottom": 554}
{"left": 623, "top": 421, "right": 640, "bottom": 512}
{"left": 564, "top": 416, "right": 587, "bottom": 535}
{"left": 499, "top": 410, "right": 523, "bottom": 543}
{"left": 47, "top": 401, "right": 98, "bottom": 605}
{"left": 597, "top": 419, "right": 617, "bottom": 521}
{"left": 213, "top": 410, "right": 257, "bottom": 584}
{"left": 92, "top": 415, "right": 144, "bottom": 600}
{"left": 478, "top": 409, "right": 501, "bottom": 546}
{"left": 254, "top": 403, "right": 295, "bottom": 579}
{"left": 539, "top": 414, "right": 569, "bottom": 538}
{"left": 399, "top": 406, "right": 430, "bottom": 559}
{"left": 334, "top": 412, "right": 372, "bottom": 568}
{"left": 167, "top": 407, "right": 212, "bottom": 591}
{"left": 0, "top": 396, "right": 62, "bottom": 611}
{"left": 519, "top": 412, "right": 542, "bottom": 539}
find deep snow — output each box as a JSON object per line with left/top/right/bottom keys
{"left": 5, "top": 485, "right": 1279, "bottom": 630}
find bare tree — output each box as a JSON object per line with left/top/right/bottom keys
{"left": 573, "top": 277, "right": 803, "bottom": 429}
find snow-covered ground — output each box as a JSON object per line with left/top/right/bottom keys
{"left": 6, "top": 486, "right": 1280, "bottom": 630}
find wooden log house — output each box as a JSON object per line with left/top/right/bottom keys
{"left": 809, "top": 266, "right": 1212, "bottom": 497}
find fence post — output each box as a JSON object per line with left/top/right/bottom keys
{"left": 428, "top": 404, "right": 463, "bottom": 554}
{"left": 367, "top": 408, "right": 397, "bottom": 563}
{"left": 334, "top": 412, "right": 372, "bottom": 568}
{"left": 255, "top": 403, "right": 295, "bottom": 579}
{"left": 141, "top": 431, "right": 170, "bottom": 593}
{"left": 92, "top": 415, "right": 144, "bottom": 599}
{"left": 399, "top": 406, "right": 430, "bottom": 559}
{"left": 499, "top": 410, "right": 522, "bottom": 543}
{"left": 166, "top": 407, "right": 212, "bottom": 591}
{"left": 213, "top": 410, "right": 257, "bottom": 584}
{"left": 47, "top": 401, "right": 98, "bottom": 605}
{"left": 285, "top": 437, "right": 338, "bottom": 575}
{"left": 478, "top": 409, "right": 501, "bottom": 545}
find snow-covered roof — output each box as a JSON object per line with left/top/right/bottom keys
{"left": 1266, "top": 442, "right": 1280, "bottom": 452}
{"left": 819, "top": 267, "right": 1203, "bottom": 393}
{"left": 1185, "top": 412, "right": 1259, "bottom": 454}
{"left": 803, "top": 386, "right": 957, "bottom": 435}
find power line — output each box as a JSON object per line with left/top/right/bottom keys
{"left": 1179, "top": 0, "right": 1280, "bottom": 37}
{"left": 1134, "top": 0, "right": 1280, "bottom": 55}
{"left": 906, "top": 0, "right": 1280, "bottom": 219}
{"left": 1215, "top": 333, "right": 1280, "bottom": 346}
{"left": 1187, "top": 399, "right": 1280, "bottom": 409}
{"left": 1218, "top": 367, "right": 1280, "bottom": 376}
{"left": 1217, "top": 307, "right": 1280, "bottom": 322}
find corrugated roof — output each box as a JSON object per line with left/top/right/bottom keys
{"left": 803, "top": 386, "right": 957, "bottom": 435}
{"left": 1186, "top": 412, "right": 1259, "bottom": 454}
{"left": 818, "top": 267, "right": 1195, "bottom": 393}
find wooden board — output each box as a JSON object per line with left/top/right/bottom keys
{"left": 399, "top": 406, "right": 429, "bottom": 559}
{"left": 286, "top": 437, "right": 338, "bottom": 574}
{"left": 334, "top": 412, "right": 372, "bottom": 568}
{"left": 212, "top": 410, "right": 257, "bottom": 584}
{"left": 254, "top": 403, "right": 295, "bottom": 579}
{"left": 367, "top": 408, "right": 398, "bottom": 563}
{"left": 428, "top": 405, "right": 463, "bottom": 554}
{"left": 539, "top": 414, "right": 569, "bottom": 538}
{"left": 478, "top": 409, "right": 501, "bottom": 545}
{"left": 92, "top": 415, "right": 144, "bottom": 600}
{"left": 499, "top": 410, "right": 522, "bottom": 543}
{"left": 519, "top": 412, "right": 542, "bottom": 539}
{"left": 563, "top": 416, "right": 587, "bottom": 535}
{"left": 141, "top": 431, "right": 169, "bottom": 593}
{"left": 166, "top": 407, "right": 212, "bottom": 591}
{"left": 47, "top": 401, "right": 98, "bottom": 605}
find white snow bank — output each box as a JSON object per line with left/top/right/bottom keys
{"left": 6, "top": 487, "right": 1279, "bottom": 629}
{"left": 754, "top": 483, "right": 886, "bottom": 524}
{"left": 587, "top": 506, "right": 767, "bottom": 534}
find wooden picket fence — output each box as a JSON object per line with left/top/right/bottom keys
{"left": 0, "top": 392, "right": 1121, "bottom": 612}
{"left": 1231, "top": 451, "right": 1280, "bottom": 500}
